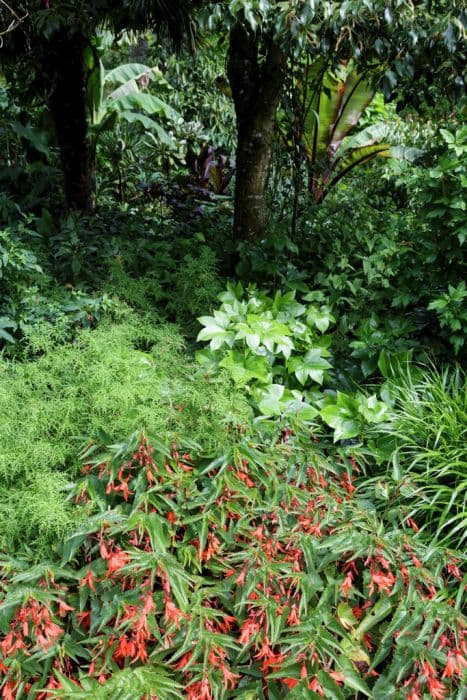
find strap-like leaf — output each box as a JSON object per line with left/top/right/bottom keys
{"left": 84, "top": 46, "right": 104, "bottom": 125}
{"left": 301, "top": 62, "right": 343, "bottom": 164}
{"left": 339, "top": 123, "right": 389, "bottom": 153}
{"left": 108, "top": 79, "right": 140, "bottom": 101}
{"left": 330, "top": 72, "right": 375, "bottom": 150}
{"left": 120, "top": 111, "right": 176, "bottom": 146}
{"left": 327, "top": 144, "right": 391, "bottom": 191}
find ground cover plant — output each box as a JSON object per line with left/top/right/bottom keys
{"left": 367, "top": 363, "right": 467, "bottom": 551}
{"left": 1, "top": 430, "right": 465, "bottom": 699}
{"left": 0, "top": 312, "right": 250, "bottom": 551}
{"left": 196, "top": 282, "right": 390, "bottom": 441}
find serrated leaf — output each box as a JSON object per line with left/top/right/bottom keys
{"left": 337, "top": 602, "right": 358, "bottom": 630}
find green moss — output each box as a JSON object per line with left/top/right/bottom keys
{"left": 0, "top": 311, "right": 251, "bottom": 550}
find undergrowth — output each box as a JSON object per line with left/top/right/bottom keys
{"left": 369, "top": 364, "right": 467, "bottom": 550}
{"left": 0, "top": 311, "right": 251, "bottom": 551}
{"left": 0, "top": 430, "right": 465, "bottom": 699}
{"left": 105, "top": 235, "right": 223, "bottom": 335}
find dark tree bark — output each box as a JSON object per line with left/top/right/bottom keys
{"left": 227, "top": 22, "right": 286, "bottom": 241}
{"left": 45, "top": 29, "right": 94, "bottom": 213}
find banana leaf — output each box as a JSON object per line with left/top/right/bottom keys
{"left": 86, "top": 55, "right": 179, "bottom": 156}
{"left": 338, "top": 122, "right": 389, "bottom": 153}
{"left": 329, "top": 72, "right": 375, "bottom": 149}
{"left": 301, "top": 64, "right": 342, "bottom": 165}
{"left": 105, "top": 63, "right": 154, "bottom": 85}
{"left": 328, "top": 143, "right": 391, "bottom": 191}
{"left": 112, "top": 92, "right": 179, "bottom": 121}
{"left": 300, "top": 63, "right": 376, "bottom": 163}
{"left": 296, "top": 61, "right": 395, "bottom": 202}
{"left": 84, "top": 45, "right": 105, "bottom": 125}
{"left": 120, "top": 111, "right": 176, "bottom": 147}
{"left": 106, "top": 64, "right": 155, "bottom": 103}
{"left": 108, "top": 79, "right": 140, "bottom": 101}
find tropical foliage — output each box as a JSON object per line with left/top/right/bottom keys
{"left": 1, "top": 430, "right": 465, "bottom": 699}
{"left": 0, "top": 3, "right": 465, "bottom": 700}
{"left": 295, "top": 61, "right": 392, "bottom": 203}
{"left": 369, "top": 363, "right": 467, "bottom": 550}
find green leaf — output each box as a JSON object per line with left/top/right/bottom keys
{"left": 197, "top": 314, "right": 235, "bottom": 350}
{"left": 257, "top": 384, "right": 285, "bottom": 416}
{"left": 234, "top": 322, "right": 261, "bottom": 350}
{"left": 306, "top": 305, "right": 335, "bottom": 333}
{"left": 337, "top": 602, "right": 358, "bottom": 630}
{"left": 256, "top": 320, "right": 294, "bottom": 357}
{"left": 283, "top": 390, "right": 319, "bottom": 421}
{"left": 357, "top": 394, "right": 388, "bottom": 424}
{"left": 320, "top": 393, "right": 361, "bottom": 441}
{"left": 84, "top": 45, "right": 104, "bottom": 125}
{"left": 288, "top": 348, "right": 332, "bottom": 385}
{"left": 331, "top": 72, "right": 375, "bottom": 148}
{"left": 220, "top": 350, "right": 271, "bottom": 386}
{"left": 105, "top": 63, "right": 154, "bottom": 86}
{"left": 0, "top": 317, "right": 16, "bottom": 342}
{"left": 112, "top": 93, "right": 179, "bottom": 121}
{"left": 353, "top": 597, "right": 393, "bottom": 637}
{"left": 329, "top": 143, "right": 391, "bottom": 191}
{"left": 317, "top": 671, "right": 345, "bottom": 700}
{"left": 336, "top": 656, "right": 372, "bottom": 697}
{"left": 121, "top": 112, "right": 175, "bottom": 146}
{"left": 272, "top": 291, "right": 306, "bottom": 321}
{"left": 10, "top": 122, "right": 51, "bottom": 157}
{"left": 301, "top": 61, "right": 343, "bottom": 164}
{"left": 143, "top": 512, "right": 170, "bottom": 551}
{"left": 108, "top": 79, "right": 140, "bottom": 101}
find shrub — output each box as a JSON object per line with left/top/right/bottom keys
{"left": 108, "top": 242, "right": 223, "bottom": 336}
{"left": 197, "top": 283, "right": 335, "bottom": 421}
{"left": 197, "top": 284, "right": 389, "bottom": 441}
{"left": 0, "top": 203, "right": 120, "bottom": 350}
{"left": 428, "top": 282, "right": 467, "bottom": 356}
{"left": 0, "top": 429, "right": 465, "bottom": 699}
{"left": 237, "top": 123, "right": 466, "bottom": 372}
{"left": 0, "top": 213, "right": 44, "bottom": 342}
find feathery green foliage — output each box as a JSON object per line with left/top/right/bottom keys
{"left": 109, "top": 242, "right": 223, "bottom": 335}
{"left": 0, "top": 311, "right": 251, "bottom": 550}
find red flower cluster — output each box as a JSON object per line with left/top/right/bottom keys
{"left": 1, "top": 435, "right": 465, "bottom": 699}
{"left": 0, "top": 598, "right": 63, "bottom": 658}
{"left": 114, "top": 590, "right": 156, "bottom": 665}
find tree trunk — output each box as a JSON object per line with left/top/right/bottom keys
{"left": 45, "top": 29, "right": 94, "bottom": 213}
{"left": 228, "top": 23, "right": 286, "bottom": 241}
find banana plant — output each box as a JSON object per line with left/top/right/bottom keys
{"left": 85, "top": 48, "right": 178, "bottom": 164}
{"left": 296, "top": 61, "right": 393, "bottom": 203}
